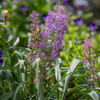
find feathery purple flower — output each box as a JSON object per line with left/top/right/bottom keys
{"left": 81, "top": 39, "right": 98, "bottom": 87}
{"left": 27, "top": 5, "right": 68, "bottom": 80}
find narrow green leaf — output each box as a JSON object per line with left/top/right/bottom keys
{"left": 0, "top": 67, "right": 14, "bottom": 73}
{"left": 55, "top": 58, "right": 63, "bottom": 86}
{"left": 13, "top": 85, "right": 21, "bottom": 100}
{"left": 61, "top": 59, "right": 80, "bottom": 100}
{"left": 0, "top": 91, "right": 14, "bottom": 100}
{"left": 15, "top": 47, "right": 30, "bottom": 57}
{"left": 32, "top": 58, "right": 40, "bottom": 100}
{"left": 16, "top": 59, "right": 25, "bottom": 82}
{"left": 0, "top": 25, "right": 8, "bottom": 27}
{"left": 9, "top": 37, "right": 19, "bottom": 47}
{"left": 5, "top": 33, "right": 13, "bottom": 42}
{"left": 88, "top": 91, "right": 99, "bottom": 100}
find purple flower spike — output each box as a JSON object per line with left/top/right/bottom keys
{"left": 89, "top": 24, "right": 95, "bottom": 32}
{"left": 74, "top": 18, "right": 84, "bottom": 26}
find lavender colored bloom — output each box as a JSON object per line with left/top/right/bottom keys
{"left": 91, "top": 34, "right": 94, "bottom": 39}
{"left": 28, "top": 5, "right": 68, "bottom": 81}
{"left": 82, "top": 59, "right": 88, "bottom": 65}
{"left": 89, "top": 24, "right": 95, "bottom": 32}
{"left": 74, "top": 18, "right": 84, "bottom": 26}
{"left": 82, "top": 39, "right": 98, "bottom": 87}
{"left": 39, "top": 53, "right": 45, "bottom": 59}
{"left": 28, "top": 5, "right": 68, "bottom": 63}
{"left": 42, "top": 5, "right": 68, "bottom": 60}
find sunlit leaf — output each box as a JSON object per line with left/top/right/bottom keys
{"left": 61, "top": 59, "right": 81, "bottom": 100}
{"left": 88, "top": 91, "right": 99, "bottom": 100}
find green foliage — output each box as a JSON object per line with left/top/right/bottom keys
{"left": 0, "top": 1, "right": 100, "bottom": 100}
{"left": 0, "top": 91, "right": 14, "bottom": 100}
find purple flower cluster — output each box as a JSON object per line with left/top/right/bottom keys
{"left": 82, "top": 39, "right": 98, "bottom": 87}
{"left": 41, "top": 5, "right": 68, "bottom": 61}
{"left": 27, "top": 11, "right": 41, "bottom": 63}
{"left": 52, "top": 0, "right": 74, "bottom": 13}
{"left": 27, "top": 5, "right": 68, "bottom": 82}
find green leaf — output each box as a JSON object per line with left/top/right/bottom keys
{"left": 5, "top": 33, "right": 13, "bottom": 42}
{"left": 30, "top": 58, "right": 40, "bottom": 99}
{"left": 55, "top": 58, "right": 63, "bottom": 86}
{"left": 61, "top": 59, "right": 81, "bottom": 100}
{"left": 15, "top": 59, "right": 25, "bottom": 82}
{"left": 15, "top": 47, "right": 30, "bottom": 57}
{"left": 13, "top": 85, "right": 21, "bottom": 100}
{"left": 88, "top": 91, "right": 99, "bottom": 100}
{"left": 0, "top": 25, "right": 8, "bottom": 28}
{"left": 0, "top": 91, "right": 14, "bottom": 100}
{"left": 9, "top": 37, "right": 19, "bottom": 47}
{"left": 0, "top": 67, "right": 14, "bottom": 73}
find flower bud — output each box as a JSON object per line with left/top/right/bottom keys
{"left": 4, "top": 10, "right": 8, "bottom": 18}
{"left": 37, "top": 70, "right": 40, "bottom": 74}
{"left": 4, "top": 10, "right": 8, "bottom": 15}
{"left": 34, "top": 78, "right": 38, "bottom": 83}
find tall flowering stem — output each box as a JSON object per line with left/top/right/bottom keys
{"left": 0, "top": 10, "right": 8, "bottom": 31}
{"left": 27, "top": 5, "right": 68, "bottom": 99}
{"left": 82, "top": 39, "right": 98, "bottom": 88}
